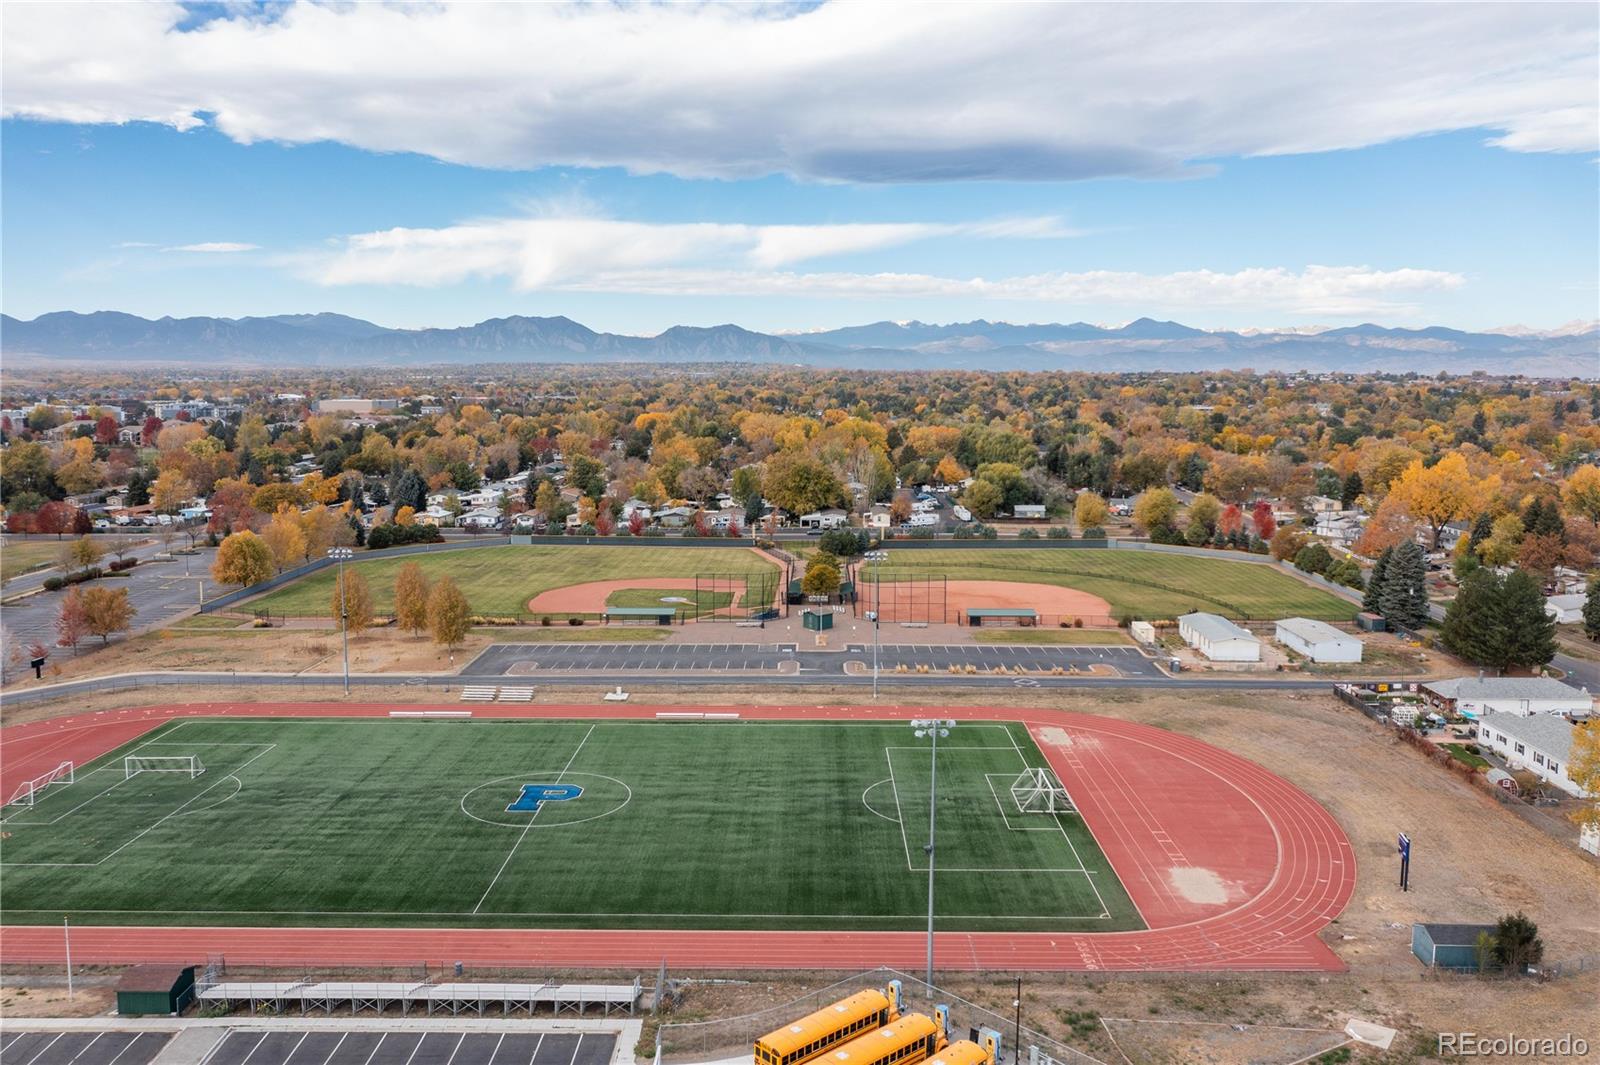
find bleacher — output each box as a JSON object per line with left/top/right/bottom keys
{"left": 195, "top": 978, "right": 641, "bottom": 1016}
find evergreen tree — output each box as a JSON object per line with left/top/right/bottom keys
{"left": 1441, "top": 569, "right": 1499, "bottom": 665}
{"left": 1467, "top": 512, "right": 1494, "bottom": 553}
{"left": 1363, "top": 546, "right": 1392, "bottom": 614}
{"left": 1522, "top": 497, "right": 1565, "bottom": 539}
{"left": 1584, "top": 578, "right": 1600, "bottom": 642}
{"left": 1493, "top": 570, "right": 1557, "bottom": 672}
{"left": 391, "top": 468, "right": 428, "bottom": 513}
{"left": 1379, "top": 540, "right": 1428, "bottom": 631}
{"left": 1340, "top": 471, "right": 1363, "bottom": 508}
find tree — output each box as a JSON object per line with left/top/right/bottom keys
{"left": 1440, "top": 569, "right": 1499, "bottom": 665}
{"left": 426, "top": 576, "right": 471, "bottom": 650}
{"left": 1388, "top": 453, "right": 1487, "bottom": 549}
{"left": 1378, "top": 540, "right": 1428, "bottom": 631}
{"left": 330, "top": 566, "right": 375, "bottom": 635}
{"left": 763, "top": 452, "right": 846, "bottom": 516}
{"left": 801, "top": 555, "right": 842, "bottom": 599}
{"left": 1250, "top": 499, "right": 1276, "bottom": 542}
{"left": 1340, "top": 471, "right": 1363, "bottom": 508}
{"left": 393, "top": 561, "right": 431, "bottom": 636}
{"left": 391, "top": 468, "right": 428, "bottom": 513}
{"left": 533, "top": 480, "right": 560, "bottom": 520}
{"left": 1567, "top": 723, "right": 1600, "bottom": 836}
{"left": 211, "top": 530, "right": 274, "bottom": 588}
{"left": 1562, "top": 464, "right": 1600, "bottom": 524}
{"left": 55, "top": 586, "right": 88, "bottom": 653}
{"left": 1074, "top": 491, "right": 1109, "bottom": 530}
{"left": 1493, "top": 570, "right": 1557, "bottom": 672}
{"left": 1363, "top": 546, "right": 1392, "bottom": 613}
{"left": 1517, "top": 533, "right": 1565, "bottom": 583}
{"left": 960, "top": 478, "right": 1003, "bottom": 519}
{"left": 1489, "top": 912, "right": 1543, "bottom": 973}
{"left": 251, "top": 481, "right": 309, "bottom": 514}
{"left": 81, "top": 586, "right": 135, "bottom": 645}
{"left": 1186, "top": 493, "right": 1222, "bottom": 536}
{"left": 34, "top": 501, "right": 76, "bottom": 539}
{"left": 1479, "top": 513, "right": 1524, "bottom": 566}
{"left": 261, "top": 505, "right": 307, "bottom": 572}
{"left": 1269, "top": 526, "right": 1308, "bottom": 561}
{"left": 932, "top": 454, "right": 968, "bottom": 485}
{"left": 150, "top": 470, "right": 195, "bottom": 514}
{"left": 1132, "top": 487, "right": 1179, "bottom": 535}
{"left": 69, "top": 534, "right": 104, "bottom": 573}
{"left": 1584, "top": 578, "right": 1600, "bottom": 641}
{"left": 627, "top": 510, "right": 646, "bottom": 536}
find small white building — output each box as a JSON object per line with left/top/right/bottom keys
{"left": 1275, "top": 617, "right": 1362, "bottom": 663}
{"left": 798, "top": 508, "right": 849, "bottom": 530}
{"left": 1013, "top": 504, "right": 1047, "bottom": 520}
{"left": 1545, "top": 594, "right": 1587, "bottom": 625}
{"left": 866, "top": 504, "right": 893, "bottom": 530}
{"left": 1177, "top": 612, "right": 1261, "bottom": 662}
{"left": 1476, "top": 712, "right": 1585, "bottom": 797}
{"left": 1421, "top": 677, "right": 1593, "bottom": 719}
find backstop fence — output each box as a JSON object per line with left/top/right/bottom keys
{"left": 852, "top": 568, "right": 950, "bottom": 625}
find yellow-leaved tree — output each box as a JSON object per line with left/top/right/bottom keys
{"left": 1388, "top": 453, "right": 1495, "bottom": 549}
{"left": 392, "top": 561, "right": 431, "bottom": 636}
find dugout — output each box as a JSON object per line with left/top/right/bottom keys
{"left": 116, "top": 964, "right": 196, "bottom": 1015}
{"left": 603, "top": 606, "right": 676, "bottom": 626}
{"left": 1412, "top": 923, "right": 1497, "bottom": 971}
{"left": 965, "top": 608, "right": 1037, "bottom": 627}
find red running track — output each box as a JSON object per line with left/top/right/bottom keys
{"left": 0, "top": 702, "right": 1355, "bottom": 972}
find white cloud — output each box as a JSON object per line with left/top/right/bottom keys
{"left": 2, "top": 3, "right": 1593, "bottom": 182}
{"left": 551, "top": 265, "right": 1465, "bottom": 317}
{"left": 297, "top": 214, "right": 1071, "bottom": 286}
{"left": 164, "top": 242, "right": 259, "bottom": 253}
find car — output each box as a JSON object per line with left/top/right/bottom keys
{"left": 92, "top": 519, "right": 112, "bottom": 530}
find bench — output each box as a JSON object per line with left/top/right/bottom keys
{"left": 460, "top": 687, "right": 498, "bottom": 702}
{"left": 497, "top": 687, "right": 535, "bottom": 702}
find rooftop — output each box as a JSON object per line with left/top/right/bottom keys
{"left": 1276, "top": 617, "right": 1358, "bottom": 644}
{"left": 1179, "top": 612, "right": 1259, "bottom": 644}
{"left": 1424, "top": 677, "right": 1591, "bottom": 704}
{"left": 1479, "top": 711, "right": 1576, "bottom": 762}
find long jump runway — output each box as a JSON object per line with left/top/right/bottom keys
{"left": 0, "top": 702, "right": 1354, "bottom": 973}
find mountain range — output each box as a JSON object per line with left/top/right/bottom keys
{"left": 3, "top": 310, "right": 1596, "bottom": 376}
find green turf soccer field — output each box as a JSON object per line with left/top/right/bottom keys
{"left": 0, "top": 717, "right": 1142, "bottom": 932}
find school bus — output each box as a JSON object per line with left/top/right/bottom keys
{"left": 819, "top": 1011, "right": 947, "bottom": 1065}
{"left": 755, "top": 982, "right": 903, "bottom": 1065}
{"left": 922, "top": 1029, "right": 1001, "bottom": 1065}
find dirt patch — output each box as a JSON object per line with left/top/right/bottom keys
{"left": 870, "top": 579, "right": 1112, "bottom": 624}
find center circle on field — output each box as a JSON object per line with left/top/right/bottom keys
{"left": 460, "top": 772, "right": 633, "bottom": 829}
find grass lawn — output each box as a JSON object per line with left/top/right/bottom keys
{"left": 0, "top": 717, "right": 1141, "bottom": 933}
{"left": 249, "top": 546, "right": 778, "bottom": 617}
{"left": 1442, "top": 743, "right": 1490, "bottom": 771}
{"left": 606, "top": 587, "right": 734, "bottom": 619}
{"left": 1, "top": 540, "right": 70, "bottom": 583}
{"left": 971, "top": 628, "right": 1134, "bottom": 645}
{"left": 876, "top": 549, "right": 1352, "bottom": 620}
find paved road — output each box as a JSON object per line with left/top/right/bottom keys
{"left": 0, "top": 546, "right": 219, "bottom": 680}
{"left": 461, "top": 640, "right": 1165, "bottom": 678}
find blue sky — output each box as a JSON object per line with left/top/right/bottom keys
{"left": 2, "top": 2, "right": 1596, "bottom": 335}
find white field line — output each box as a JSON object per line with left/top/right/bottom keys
{"left": 471, "top": 723, "right": 597, "bottom": 914}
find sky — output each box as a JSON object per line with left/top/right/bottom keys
{"left": 2, "top": 1, "right": 1597, "bottom": 336}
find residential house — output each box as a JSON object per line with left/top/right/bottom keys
{"left": 1476, "top": 712, "right": 1585, "bottom": 797}
{"left": 1546, "top": 594, "right": 1587, "bottom": 625}
{"left": 1421, "top": 677, "right": 1593, "bottom": 719}
{"left": 799, "top": 508, "right": 849, "bottom": 530}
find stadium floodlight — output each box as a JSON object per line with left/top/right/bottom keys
{"left": 909, "top": 717, "right": 953, "bottom": 987}
{"left": 328, "top": 547, "right": 354, "bottom": 694}
{"left": 865, "top": 550, "right": 887, "bottom": 699}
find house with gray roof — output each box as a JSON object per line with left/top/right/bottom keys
{"left": 1421, "top": 677, "right": 1592, "bottom": 719}
{"left": 1476, "top": 712, "right": 1585, "bottom": 797}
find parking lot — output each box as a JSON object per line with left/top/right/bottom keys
{"left": 463, "top": 641, "right": 1160, "bottom": 678}
{"left": 197, "top": 1031, "right": 615, "bottom": 1065}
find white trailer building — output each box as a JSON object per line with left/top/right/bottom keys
{"left": 1476, "top": 712, "right": 1585, "bottom": 797}
{"left": 1275, "top": 617, "right": 1362, "bottom": 663}
{"left": 1177, "top": 612, "right": 1261, "bottom": 662}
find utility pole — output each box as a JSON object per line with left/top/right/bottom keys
{"left": 63, "top": 917, "right": 73, "bottom": 999}
{"left": 328, "top": 547, "right": 353, "bottom": 694}
{"left": 865, "top": 551, "right": 887, "bottom": 699}
{"left": 911, "top": 718, "right": 953, "bottom": 987}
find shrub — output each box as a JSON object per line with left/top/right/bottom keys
{"left": 1081, "top": 525, "right": 1106, "bottom": 539}
{"left": 819, "top": 528, "right": 870, "bottom": 557}
{"left": 1017, "top": 528, "right": 1040, "bottom": 540}
{"left": 540, "top": 615, "right": 552, "bottom": 626}
{"left": 567, "top": 616, "right": 584, "bottom": 626}
{"left": 43, "top": 576, "right": 64, "bottom": 591}
{"left": 1047, "top": 526, "right": 1074, "bottom": 539}
{"left": 1073, "top": 617, "right": 1084, "bottom": 627}
{"left": 107, "top": 558, "right": 138, "bottom": 572}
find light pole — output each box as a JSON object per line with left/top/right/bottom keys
{"left": 63, "top": 917, "right": 73, "bottom": 999}
{"left": 865, "top": 550, "right": 887, "bottom": 699}
{"left": 911, "top": 718, "right": 953, "bottom": 987}
{"left": 328, "top": 547, "right": 353, "bottom": 694}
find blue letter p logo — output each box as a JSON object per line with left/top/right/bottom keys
{"left": 507, "top": 783, "right": 583, "bottom": 812}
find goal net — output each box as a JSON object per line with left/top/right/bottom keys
{"left": 1010, "top": 767, "right": 1075, "bottom": 815}
{"left": 125, "top": 755, "right": 205, "bottom": 780}
{"left": 5, "top": 761, "right": 74, "bottom": 807}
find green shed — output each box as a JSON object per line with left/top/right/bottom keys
{"left": 1412, "top": 923, "right": 1497, "bottom": 971}
{"left": 801, "top": 609, "right": 834, "bottom": 631}
{"left": 966, "top": 608, "right": 1037, "bottom": 627}
{"left": 603, "top": 606, "right": 676, "bottom": 625}
{"left": 116, "top": 964, "right": 196, "bottom": 1015}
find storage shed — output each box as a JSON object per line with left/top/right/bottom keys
{"left": 1275, "top": 617, "right": 1362, "bottom": 663}
{"left": 1176, "top": 612, "right": 1260, "bottom": 662}
{"left": 1412, "top": 923, "right": 1496, "bottom": 971}
{"left": 116, "top": 964, "right": 196, "bottom": 1016}
{"left": 602, "top": 606, "right": 676, "bottom": 626}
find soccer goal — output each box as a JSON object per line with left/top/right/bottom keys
{"left": 125, "top": 755, "right": 205, "bottom": 780}
{"left": 1010, "top": 767, "right": 1075, "bottom": 815}
{"left": 5, "top": 761, "right": 74, "bottom": 807}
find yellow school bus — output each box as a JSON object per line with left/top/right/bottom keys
{"left": 755, "top": 983, "right": 903, "bottom": 1065}
{"left": 922, "top": 1029, "right": 1001, "bottom": 1065}
{"left": 819, "top": 1012, "right": 945, "bottom": 1065}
